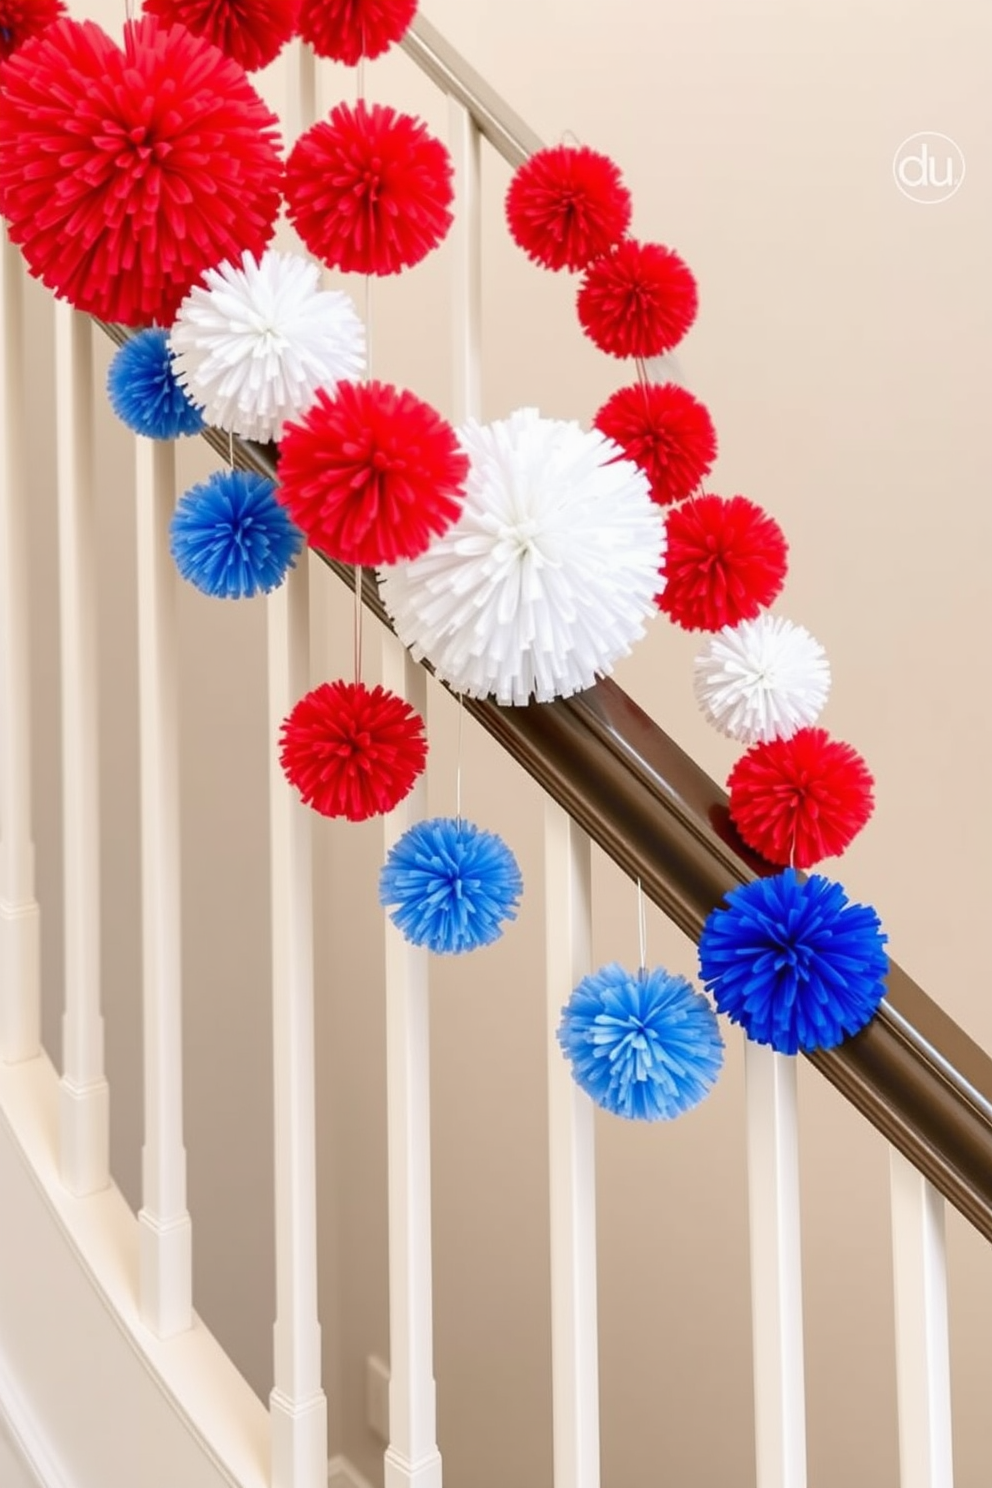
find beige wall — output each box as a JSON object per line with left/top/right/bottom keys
{"left": 22, "top": 1, "right": 992, "bottom": 1486}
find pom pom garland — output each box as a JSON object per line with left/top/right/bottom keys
{"left": 285, "top": 101, "right": 453, "bottom": 277}
{"left": 659, "top": 495, "right": 789, "bottom": 631}
{"left": 378, "top": 407, "right": 666, "bottom": 705}
{"left": 557, "top": 963, "right": 724, "bottom": 1121}
{"left": 107, "top": 329, "right": 205, "bottom": 441}
{"left": 694, "top": 614, "right": 831, "bottom": 746}
{"left": 379, "top": 817, "right": 523, "bottom": 954}
{"left": 297, "top": 0, "right": 417, "bottom": 64}
{"left": 279, "top": 680, "right": 427, "bottom": 822}
{"left": 727, "top": 726, "right": 875, "bottom": 868}
{"left": 698, "top": 869, "right": 888, "bottom": 1054}
{"left": 170, "top": 470, "right": 302, "bottom": 599}
{"left": 505, "top": 144, "right": 632, "bottom": 273}
{"left": 169, "top": 249, "right": 366, "bottom": 445}
{"left": 277, "top": 380, "right": 468, "bottom": 566}
{"left": 0, "top": 0, "right": 65, "bottom": 61}
{"left": 577, "top": 239, "right": 698, "bottom": 360}
{"left": 140, "top": 0, "right": 299, "bottom": 71}
{"left": 593, "top": 381, "right": 717, "bottom": 507}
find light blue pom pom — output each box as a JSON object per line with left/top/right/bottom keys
{"left": 379, "top": 817, "right": 523, "bottom": 954}
{"left": 170, "top": 470, "right": 302, "bottom": 600}
{"left": 107, "top": 329, "right": 205, "bottom": 440}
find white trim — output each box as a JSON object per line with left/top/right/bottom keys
{"left": 0, "top": 1348, "right": 72, "bottom": 1488}
{"left": 327, "top": 1457, "right": 376, "bottom": 1488}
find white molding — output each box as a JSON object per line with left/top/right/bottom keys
{"left": 0, "top": 1347, "right": 72, "bottom": 1488}
{"left": 327, "top": 1456, "right": 376, "bottom": 1488}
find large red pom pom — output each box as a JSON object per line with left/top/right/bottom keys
{"left": 593, "top": 382, "right": 717, "bottom": 507}
{"left": 0, "top": 17, "right": 282, "bottom": 326}
{"left": 277, "top": 380, "right": 468, "bottom": 566}
{"left": 285, "top": 101, "right": 453, "bottom": 277}
{"left": 659, "top": 494, "right": 788, "bottom": 631}
{"left": 0, "top": 0, "right": 64, "bottom": 61}
{"left": 297, "top": 0, "right": 416, "bottom": 64}
{"left": 505, "top": 145, "right": 632, "bottom": 273}
{"left": 727, "top": 727, "right": 875, "bottom": 868}
{"left": 141, "top": 0, "right": 298, "bottom": 71}
{"left": 280, "top": 680, "right": 427, "bottom": 822}
{"left": 577, "top": 239, "right": 698, "bottom": 359}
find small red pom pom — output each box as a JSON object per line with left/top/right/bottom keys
{"left": 659, "top": 494, "right": 788, "bottom": 631}
{"left": 728, "top": 727, "right": 875, "bottom": 868}
{"left": 0, "top": 17, "right": 282, "bottom": 326}
{"left": 285, "top": 101, "right": 453, "bottom": 277}
{"left": 593, "top": 382, "right": 717, "bottom": 507}
{"left": 577, "top": 239, "right": 698, "bottom": 359}
{"left": 505, "top": 145, "right": 632, "bottom": 273}
{"left": 0, "top": 0, "right": 65, "bottom": 61}
{"left": 141, "top": 0, "right": 298, "bottom": 71}
{"left": 277, "top": 380, "right": 468, "bottom": 566}
{"left": 297, "top": 0, "right": 417, "bottom": 64}
{"left": 280, "top": 680, "right": 427, "bottom": 822}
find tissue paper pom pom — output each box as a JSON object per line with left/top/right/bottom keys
{"left": 140, "top": 0, "right": 298, "bottom": 70}
{"left": 379, "top": 817, "right": 523, "bottom": 954}
{"left": 577, "top": 239, "right": 698, "bottom": 359}
{"left": 280, "top": 680, "right": 427, "bottom": 821}
{"left": 277, "top": 380, "right": 468, "bottom": 565}
{"left": 698, "top": 869, "right": 888, "bottom": 1053}
{"left": 659, "top": 495, "right": 788, "bottom": 631}
{"left": 170, "top": 469, "right": 301, "bottom": 599}
{"left": 379, "top": 407, "right": 665, "bottom": 705}
{"left": 297, "top": 0, "right": 416, "bottom": 64}
{"left": 694, "top": 615, "right": 830, "bottom": 746}
{"left": 0, "top": 17, "right": 282, "bottom": 326}
{"left": 169, "top": 249, "right": 365, "bottom": 445}
{"left": 728, "top": 727, "right": 875, "bottom": 868}
{"left": 285, "top": 101, "right": 453, "bottom": 277}
{"left": 0, "top": 0, "right": 64, "bottom": 61}
{"left": 505, "top": 145, "right": 632, "bottom": 273}
{"left": 557, "top": 963, "right": 724, "bottom": 1121}
{"left": 593, "top": 382, "right": 717, "bottom": 507}
{"left": 107, "top": 329, "right": 205, "bottom": 440}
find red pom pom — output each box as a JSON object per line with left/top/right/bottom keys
{"left": 277, "top": 380, "right": 468, "bottom": 566}
{"left": 593, "top": 382, "right": 717, "bottom": 507}
{"left": 280, "top": 680, "right": 427, "bottom": 822}
{"left": 0, "top": 0, "right": 65, "bottom": 61}
{"left": 659, "top": 494, "right": 788, "bottom": 631}
{"left": 141, "top": 0, "right": 298, "bottom": 71}
{"left": 727, "top": 727, "right": 875, "bottom": 868}
{"left": 0, "top": 18, "right": 282, "bottom": 326}
{"left": 577, "top": 239, "right": 698, "bottom": 359}
{"left": 505, "top": 145, "right": 632, "bottom": 273}
{"left": 297, "top": 0, "right": 416, "bottom": 64}
{"left": 285, "top": 101, "right": 453, "bottom": 277}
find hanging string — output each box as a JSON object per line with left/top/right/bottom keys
{"left": 354, "top": 566, "right": 364, "bottom": 682}
{"left": 228, "top": 430, "right": 235, "bottom": 470}
{"left": 636, "top": 877, "right": 647, "bottom": 971}
{"left": 454, "top": 693, "right": 464, "bottom": 824}
{"left": 634, "top": 355, "right": 650, "bottom": 389}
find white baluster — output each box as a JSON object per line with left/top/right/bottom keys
{"left": 745, "top": 1041, "right": 807, "bottom": 1488}
{"left": 544, "top": 802, "right": 600, "bottom": 1488}
{"left": 448, "top": 97, "right": 482, "bottom": 427}
{"left": 135, "top": 434, "right": 192, "bottom": 1336}
{"left": 0, "top": 233, "right": 40, "bottom": 1064}
{"left": 54, "top": 302, "right": 109, "bottom": 1195}
{"left": 889, "top": 1150, "right": 953, "bottom": 1488}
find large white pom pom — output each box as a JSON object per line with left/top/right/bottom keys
{"left": 168, "top": 248, "right": 366, "bottom": 444}
{"left": 694, "top": 614, "right": 831, "bottom": 744}
{"left": 378, "top": 408, "right": 665, "bottom": 705}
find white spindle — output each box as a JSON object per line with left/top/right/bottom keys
{"left": 0, "top": 233, "right": 40, "bottom": 1064}
{"left": 745, "top": 1041, "right": 807, "bottom": 1488}
{"left": 54, "top": 302, "right": 109, "bottom": 1195}
{"left": 889, "top": 1150, "right": 954, "bottom": 1488}
{"left": 544, "top": 803, "right": 600, "bottom": 1488}
{"left": 135, "top": 434, "right": 192, "bottom": 1337}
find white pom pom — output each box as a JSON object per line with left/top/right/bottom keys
{"left": 694, "top": 614, "right": 831, "bottom": 744}
{"left": 379, "top": 408, "right": 665, "bottom": 706}
{"left": 168, "top": 248, "right": 366, "bottom": 444}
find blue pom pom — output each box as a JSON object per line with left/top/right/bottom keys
{"left": 107, "top": 329, "right": 205, "bottom": 440}
{"left": 558, "top": 964, "right": 724, "bottom": 1121}
{"left": 379, "top": 817, "right": 523, "bottom": 954}
{"left": 170, "top": 470, "right": 302, "bottom": 599}
{"left": 698, "top": 868, "right": 889, "bottom": 1054}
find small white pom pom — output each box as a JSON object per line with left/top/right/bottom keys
{"left": 694, "top": 613, "right": 830, "bottom": 744}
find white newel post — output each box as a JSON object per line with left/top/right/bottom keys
{"left": 889, "top": 1150, "right": 953, "bottom": 1488}
{"left": 544, "top": 803, "right": 600, "bottom": 1488}
{"left": 55, "top": 301, "right": 109, "bottom": 1195}
{"left": 745, "top": 1041, "right": 807, "bottom": 1488}
{"left": 0, "top": 233, "right": 41, "bottom": 1064}
{"left": 135, "top": 434, "right": 192, "bottom": 1336}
